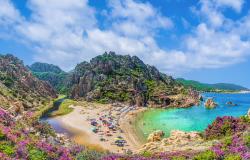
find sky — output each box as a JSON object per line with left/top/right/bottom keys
{"left": 0, "top": 0, "right": 250, "bottom": 88}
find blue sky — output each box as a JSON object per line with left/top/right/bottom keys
{"left": 0, "top": 0, "right": 250, "bottom": 88}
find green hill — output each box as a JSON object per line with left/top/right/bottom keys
{"left": 176, "top": 78, "right": 249, "bottom": 92}
{"left": 29, "top": 62, "right": 68, "bottom": 93}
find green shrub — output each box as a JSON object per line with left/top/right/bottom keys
{"left": 141, "top": 151, "right": 152, "bottom": 158}
{"left": 0, "top": 142, "right": 15, "bottom": 156}
{"left": 223, "top": 136, "right": 232, "bottom": 147}
{"left": 28, "top": 147, "right": 47, "bottom": 160}
{"left": 193, "top": 150, "right": 216, "bottom": 160}
{"left": 76, "top": 150, "right": 103, "bottom": 160}
{"left": 0, "top": 129, "right": 5, "bottom": 140}
{"left": 240, "top": 116, "right": 250, "bottom": 123}
{"left": 224, "top": 154, "right": 242, "bottom": 160}
{"left": 243, "top": 133, "right": 250, "bottom": 147}
{"left": 172, "top": 156, "right": 186, "bottom": 160}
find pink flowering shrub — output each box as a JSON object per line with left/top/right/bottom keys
{"left": 211, "top": 134, "right": 250, "bottom": 160}
{"left": 0, "top": 108, "right": 104, "bottom": 160}
{"left": 102, "top": 150, "right": 200, "bottom": 160}
{"left": 204, "top": 116, "right": 248, "bottom": 140}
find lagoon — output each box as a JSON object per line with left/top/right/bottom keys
{"left": 135, "top": 93, "right": 250, "bottom": 140}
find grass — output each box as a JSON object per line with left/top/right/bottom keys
{"left": 48, "top": 99, "right": 76, "bottom": 117}
{"left": 35, "top": 95, "right": 66, "bottom": 118}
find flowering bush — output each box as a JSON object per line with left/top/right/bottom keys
{"left": 211, "top": 134, "right": 250, "bottom": 160}
{"left": 204, "top": 116, "right": 248, "bottom": 140}
{"left": 102, "top": 150, "right": 200, "bottom": 160}
{"left": 0, "top": 108, "right": 104, "bottom": 160}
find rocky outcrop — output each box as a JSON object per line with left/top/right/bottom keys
{"left": 0, "top": 54, "right": 57, "bottom": 114}
{"left": 248, "top": 108, "right": 250, "bottom": 118}
{"left": 199, "top": 95, "right": 203, "bottom": 101}
{"left": 147, "top": 130, "right": 165, "bottom": 142}
{"left": 205, "top": 98, "right": 217, "bottom": 109}
{"left": 68, "top": 52, "right": 199, "bottom": 107}
{"left": 139, "top": 130, "right": 213, "bottom": 153}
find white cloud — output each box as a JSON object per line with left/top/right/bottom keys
{"left": 0, "top": 0, "right": 22, "bottom": 25}
{"left": 0, "top": 0, "right": 249, "bottom": 76}
{"left": 108, "top": 0, "right": 173, "bottom": 37}
{"left": 214, "top": 0, "right": 244, "bottom": 12}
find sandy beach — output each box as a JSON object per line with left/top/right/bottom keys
{"left": 51, "top": 102, "right": 146, "bottom": 153}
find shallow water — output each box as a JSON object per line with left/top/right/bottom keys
{"left": 135, "top": 93, "right": 250, "bottom": 139}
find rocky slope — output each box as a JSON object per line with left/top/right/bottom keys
{"left": 0, "top": 54, "right": 57, "bottom": 114}
{"left": 68, "top": 52, "right": 199, "bottom": 107}
{"left": 29, "top": 62, "right": 68, "bottom": 93}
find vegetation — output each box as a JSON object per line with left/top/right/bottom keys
{"left": 32, "top": 72, "right": 68, "bottom": 93}
{"left": 29, "top": 62, "right": 68, "bottom": 94}
{"left": 0, "top": 54, "right": 57, "bottom": 110}
{"left": 193, "top": 150, "right": 216, "bottom": 160}
{"left": 48, "top": 99, "right": 76, "bottom": 117}
{"left": 0, "top": 108, "right": 107, "bottom": 160}
{"left": 176, "top": 78, "right": 248, "bottom": 92}
{"left": 35, "top": 95, "right": 66, "bottom": 118}
{"left": 29, "top": 62, "right": 63, "bottom": 74}
{"left": 204, "top": 116, "right": 248, "bottom": 140}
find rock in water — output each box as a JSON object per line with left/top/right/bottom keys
{"left": 205, "top": 98, "right": 217, "bottom": 109}
{"left": 226, "top": 101, "right": 238, "bottom": 106}
{"left": 147, "top": 130, "right": 165, "bottom": 142}
{"left": 199, "top": 95, "right": 203, "bottom": 101}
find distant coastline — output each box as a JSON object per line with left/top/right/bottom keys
{"left": 238, "top": 90, "right": 250, "bottom": 94}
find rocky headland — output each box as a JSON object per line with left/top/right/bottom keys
{"left": 68, "top": 52, "right": 200, "bottom": 108}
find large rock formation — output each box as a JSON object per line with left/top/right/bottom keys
{"left": 139, "top": 130, "right": 213, "bottom": 153}
{"left": 0, "top": 54, "right": 57, "bottom": 114}
{"left": 205, "top": 98, "right": 217, "bottom": 109}
{"left": 68, "top": 52, "right": 199, "bottom": 107}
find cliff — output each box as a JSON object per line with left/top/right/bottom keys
{"left": 0, "top": 54, "right": 57, "bottom": 114}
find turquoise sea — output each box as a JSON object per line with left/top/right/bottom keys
{"left": 135, "top": 93, "right": 250, "bottom": 140}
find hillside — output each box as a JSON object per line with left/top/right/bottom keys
{"left": 29, "top": 62, "right": 68, "bottom": 93}
{"left": 0, "top": 54, "right": 57, "bottom": 114}
{"left": 176, "top": 78, "right": 248, "bottom": 92}
{"left": 68, "top": 52, "right": 199, "bottom": 107}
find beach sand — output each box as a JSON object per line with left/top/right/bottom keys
{"left": 52, "top": 102, "right": 146, "bottom": 153}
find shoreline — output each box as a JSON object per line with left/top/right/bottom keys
{"left": 47, "top": 102, "right": 147, "bottom": 153}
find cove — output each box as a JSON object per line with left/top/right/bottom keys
{"left": 135, "top": 93, "right": 250, "bottom": 140}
